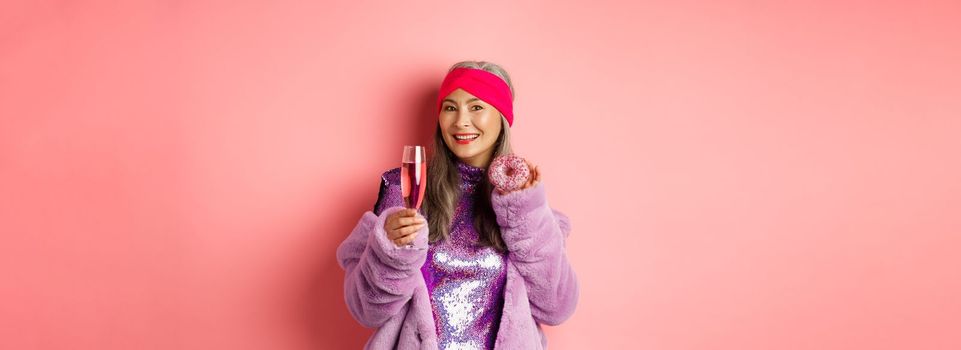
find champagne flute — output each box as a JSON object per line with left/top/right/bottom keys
{"left": 401, "top": 145, "right": 427, "bottom": 210}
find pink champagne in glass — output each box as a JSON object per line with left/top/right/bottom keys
{"left": 401, "top": 145, "right": 427, "bottom": 210}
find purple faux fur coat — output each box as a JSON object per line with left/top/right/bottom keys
{"left": 336, "top": 178, "right": 578, "bottom": 349}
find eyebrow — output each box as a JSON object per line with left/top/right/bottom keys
{"left": 443, "top": 98, "right": 480, "bottom": 104}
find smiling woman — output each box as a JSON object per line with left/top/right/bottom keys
{"left": 337, "top": 60, "right": 578, "bottom": 349}
{"left": 440, "top": 90, "right": 506, "bottom": 166}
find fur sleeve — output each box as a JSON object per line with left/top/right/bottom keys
{"left": 491, "top": 181, "right": 579, "bottom": 326}
{"left": 336, "top": 206, "right": 429, "bottom": 328}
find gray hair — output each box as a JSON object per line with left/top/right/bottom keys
{"left": 448, "top": 60, "right": 515, "bottom": 101}
{"left": 423, "top": 60, "right": 516, "bottom": 251}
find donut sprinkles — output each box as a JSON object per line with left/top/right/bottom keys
{"left": 488, "top": 154, "right": 531, "bottom": 193}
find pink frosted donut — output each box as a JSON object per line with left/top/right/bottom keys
{"left": 488, "top": 154, "right": 530, "bottom": 192}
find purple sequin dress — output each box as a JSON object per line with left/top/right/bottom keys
{"left": 374, "top": 160, "right": 508, "bottom": 350}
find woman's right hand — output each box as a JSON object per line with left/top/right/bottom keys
{"left": 385, "top": 208, "right": 426, "bottom": 247}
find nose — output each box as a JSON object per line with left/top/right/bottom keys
{"left": 455, "top": 110, "right": 471, "bottom": 127}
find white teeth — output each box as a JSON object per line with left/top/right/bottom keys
{"left": 454, "top": 134, "right": 479, "bottom": 140}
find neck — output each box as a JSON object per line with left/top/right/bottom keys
{"left": 455, "top": 157, "right": 487, "bottom": 189}
{"left": 459, "top": 150, "right": 494, "bottom": 169}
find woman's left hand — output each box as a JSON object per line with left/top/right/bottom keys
{"left": 498, "top": 159, "right": 541, "bottom": 195}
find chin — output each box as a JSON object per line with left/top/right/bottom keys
{"left": 446, "top": 139, "right": 492, "bottom": 160}
{"left": 453, "top": 150, "right": 476, "bottom": 159}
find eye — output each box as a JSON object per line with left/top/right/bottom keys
{"left": 444, "top": 105, "right": 456, "bottom": 111}
{"left": 471, "top": 105, "right": 483, "bottom": 111}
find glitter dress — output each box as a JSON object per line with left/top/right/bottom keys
{"left": 374, "top": 160, "right": 508, "bottom": 350}
{"left": 422, "top": 160, "right": 508, "bottom": 350}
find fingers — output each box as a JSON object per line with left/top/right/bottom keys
{"left": 390, "top": 222, "right": 425, "bottom": 246}
{"left": 388, "top": 208, "right": 417, "bottom": 219}
{"left": 385, "top": 208, "right": 427, "bottom": 243}
{"left": 387, "top": 208, "right": 417, "bottom": 221}
{"left": 393, "top": 232, "right": 418, "bottom": 246}
{"left": 386, "top": 209, "right": 423, "bottom": 229}
{"left": 523, "top": 162, "right": 540, "bottom": 189}
{"left": 391, "top": 215, "right": 426, "bottom": 230}
{"left": 500, "top": 160, "right": 542, "bottom": 193}
{"left": 387, "top": 221, "right": 425, "bottom": 239}
{"left": 399, "top": 221, "right": 425, "bottom": 236}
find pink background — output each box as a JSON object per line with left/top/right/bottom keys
{"left": 2, "top": 0, "right": 959, "bottom": 349}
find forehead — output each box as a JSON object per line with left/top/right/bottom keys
{"left": 442, "top": 88, "right": 485, "bottom": 103}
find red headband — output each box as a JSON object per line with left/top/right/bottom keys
{"left": 437, "top": 67, "right": 514, "bottom": 127}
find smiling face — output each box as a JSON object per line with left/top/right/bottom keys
{"left": 439, "top": 88, "right": 504, "bottom": 168}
